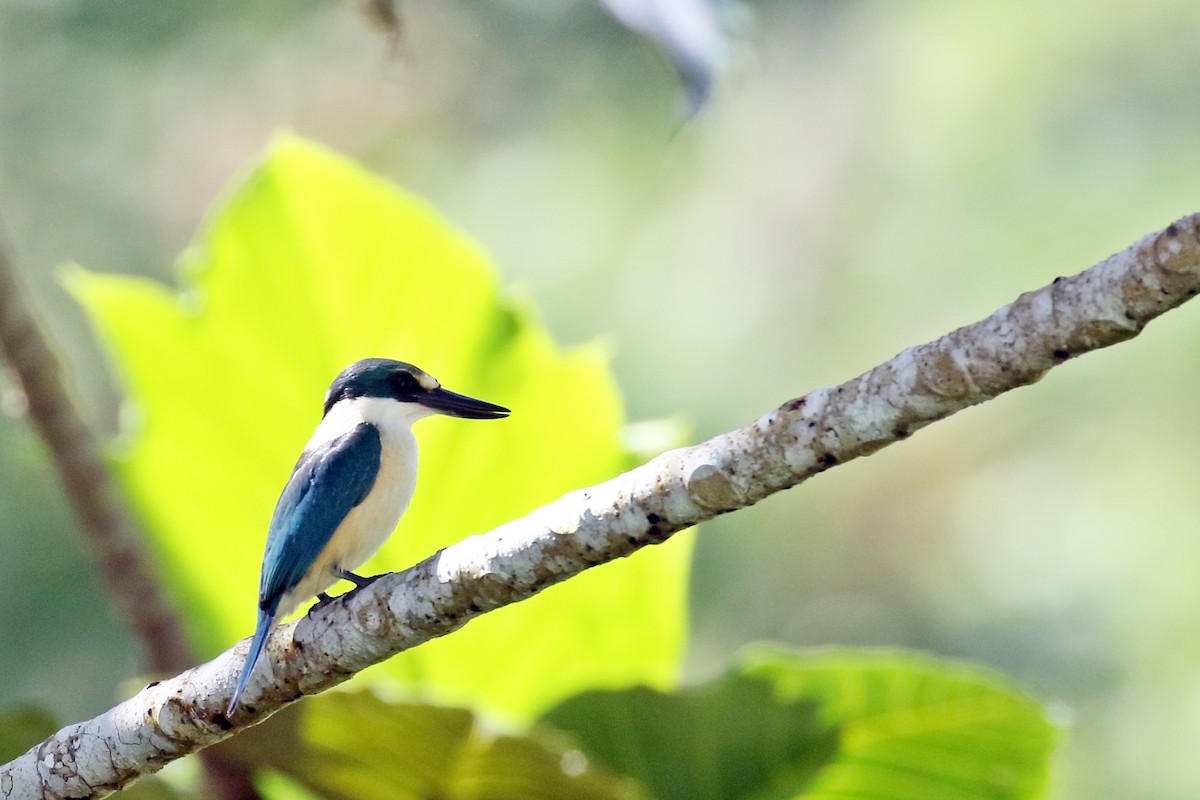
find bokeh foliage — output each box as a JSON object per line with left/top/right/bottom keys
{"left": 2, "top": 2, "right": 1198, "bottom": 797}
{"left": 58, "top": 138, "right": 1055, "bottom": 799}
{"left": 217, "top": 649, "right": 1055, "bottom": 800}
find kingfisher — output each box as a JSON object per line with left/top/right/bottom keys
{"left": 227, "top": 358, "right": 509, "bottom": 715}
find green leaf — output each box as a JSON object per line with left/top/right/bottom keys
{"left": 221, "top": 691, "right": 648, "bottom": 800}
{"left": 66, "top": 134, "right": 691, "bottom": 719}
{"left": 544, "top": 647, "right": 1058, "bottom": 800}
{"left": 0, "top": 706, "right": 57, "bottom": 763}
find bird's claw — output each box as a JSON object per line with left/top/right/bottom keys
{"left": 333, "top": 568, "right": 382, "bottom": 591}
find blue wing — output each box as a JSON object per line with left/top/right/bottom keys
{"left": 259, "top": 421, "right": 383, "bottom": 613}
{"left": 228, "top": 422, "right": 381, "bottom": 715}
{"left": 229, "top": 422, "right": 381, "bottom": 715}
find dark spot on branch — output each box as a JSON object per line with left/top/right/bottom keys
{"left": 1052, "top": 349, "right": 1070, "bottom": 361}
{"left": 215, "top": 714, "right": 233, "bottom": 732}
{"left": 646, "top": 512, "right": 661, "bottom": 525}
{"left": 145, "top": 681, "right": 159, "bottom": 690}
{"left": 807, "top": 421, "right": 816, "bottom": 428}
{"left": 817, "top": 453, "right": 839, "bottom": 469}
{"left": 783, "top": 396, "right": 806, "bottom": 412}
{"left": 579, "top": 547, "right": 605, "bottom": 565}
{"left": 893, "top": 425, "right": 911, "bottom": 439}
{"left": 627, "top": 535, "right": 639, "bottom": 546}
{"left": 1053, "top": 276, "right": 1064, "bottom": 284}
{"left": 1166, "top": 224, "right": 1179, "bottom": 237}
{"left": 646, "top": 525, "right": 666, "bottom": 542}
{"left": 468, "top": 602, "right": 481, "bottom": 612}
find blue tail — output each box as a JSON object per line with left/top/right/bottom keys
{"left": 227, "top": 605, "right": 276, "bottom": 716}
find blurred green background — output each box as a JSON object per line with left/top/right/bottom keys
{"left": 1, "top": 1, "right": 1199, "bottom": 797}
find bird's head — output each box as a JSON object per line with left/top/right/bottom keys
{"left": 322, "top": 358, "right": 510, "bottom": 420}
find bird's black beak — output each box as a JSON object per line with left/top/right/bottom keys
{"left": 419, "top": 387, "right": 510, "bottom": 419}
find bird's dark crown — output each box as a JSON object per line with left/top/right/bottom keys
{"left": 322, "top": 358, "right": 438, "bottom": 416}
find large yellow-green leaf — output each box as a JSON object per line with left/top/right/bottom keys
{"left": 544, "top": 647, "right": 1058, "bottom": 800}
{"left": 66, "top": 134, "right": 691, "bottom": 718}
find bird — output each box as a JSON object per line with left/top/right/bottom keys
{"left": 226, "top": 358, "right": 510, "bottom": 715}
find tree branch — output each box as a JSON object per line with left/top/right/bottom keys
{"left": 3, "top": 214, "right": 1198, "bottom": 799}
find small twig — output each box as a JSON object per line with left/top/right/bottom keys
{"left": 0, "top": 224, "right": 191, "bottom": 673}
{"left": 2, "top": 213, "right": 1198, "bottom": 798}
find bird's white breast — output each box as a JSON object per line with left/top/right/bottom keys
{"left": 279, "top": 396, "right": 435, "bottom": 614}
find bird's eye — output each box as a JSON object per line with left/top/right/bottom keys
{"left": 393, "top": 373, "right": 418, "bottom": 393}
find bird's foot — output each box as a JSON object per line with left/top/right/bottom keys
{"left": 307, "top": 571, "right": 383, "bottom": 615}
{"left": 333, "top": 568, "right": 382, "bottom": 591}
{"left": 307, "top": 592, "right": 337, "bottom": 616}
